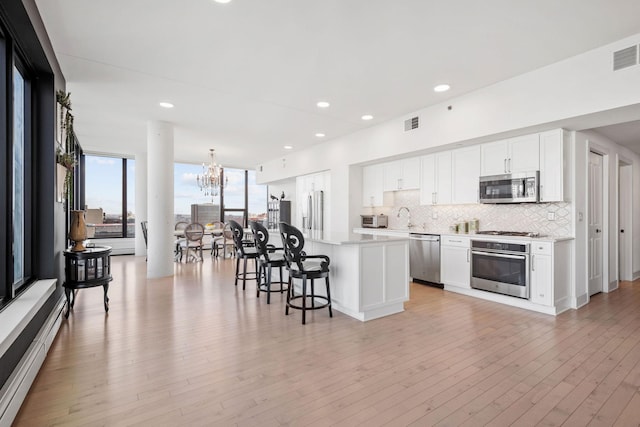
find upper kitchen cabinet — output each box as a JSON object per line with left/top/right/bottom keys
{"left": 451, "top": 146, "right": 481, "bottom": 204}
{"left": 420, "top": 152, "right": 452, "bottom": 205}
{"left": 539, "top": 129, "right": 570, "bottom": 202}
{"left": 480, "top": 134, "right": 540, "bottom": 175}
{"left": 383, "top": 158, "right": 420, "bottom": 191}
{"left": 362, "top": 164, "right": 384, "bottom": 207}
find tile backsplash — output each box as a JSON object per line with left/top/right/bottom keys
{"left": 363, "top": 190, "right": 572, "bottom": 237}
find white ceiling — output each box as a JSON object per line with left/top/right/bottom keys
{"left": 34, "top": 0, "right": 640, "bottom": 169}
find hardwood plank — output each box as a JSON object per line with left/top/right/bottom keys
{"left": 12, "top": 258, "right": 640, "bottom": 426}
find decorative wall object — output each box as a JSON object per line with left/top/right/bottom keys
{"left": 55, "top": 91, "right": 77, "bottom": 206}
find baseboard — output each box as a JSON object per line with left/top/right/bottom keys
{"left": 634, "top": 271, "right": 640, "bottom": 281}
{"left": 574, "top": 292, "right": 589, "bottom": 309}
{"left": 608, "top": 280, "right": 619, "bottom": 292}
{"left": 0, "top": 297, "right": 65, "bottom": 427}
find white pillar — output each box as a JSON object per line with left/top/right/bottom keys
{"left": 134, "top": 152, "right": 148, "bottom": 257}
{"left": 147, "top": 121, "right": 174, "bottom": 278}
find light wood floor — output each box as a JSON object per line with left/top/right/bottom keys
{"left": 13, "top": 255, "right": 640, "bottom": 426}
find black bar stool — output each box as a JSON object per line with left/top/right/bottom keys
{"left": 279, "top": 222, "right": 332, "bottom": 324}
{"left": 228, "top": 220, "right": 259, "bottom": 290}
{"left": 249, "top": 221, "right": 288, "bottom": 303}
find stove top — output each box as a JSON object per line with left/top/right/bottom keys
{"left": 476, "top": 230, "right": 542, "bottom": 238}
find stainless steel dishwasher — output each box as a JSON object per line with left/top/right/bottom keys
{"left": 409, "top": 233, "right": 441, "bottom": 285}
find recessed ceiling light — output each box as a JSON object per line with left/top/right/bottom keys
{"left": 361, "top": 114, "right": 374, "bottom": 121}
{"left": 213, "top": 0, "right": 232, "bottom": 3}
{"left": 159, "top": 102, "right": 174, "bottom": 108}
{"left": 283, "top": 145, "right": 293, "bottom": 150}
{"left": 434, "top": 84, "right": 450, "bottom": 93}
{"left": 315, "top": 133, "right": 325, "bottom": 138}
{"left": 316, "top": 101, "right": 330, "bottom": 108}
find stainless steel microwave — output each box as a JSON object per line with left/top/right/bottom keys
{"left": 361, "top": 214, "right": 388, "bottom": 228}
{"left": 479, "top": 171, "right": 539, "bottom": 204}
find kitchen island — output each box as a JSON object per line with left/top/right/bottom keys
{"left": 295, "top": 231, "right": 410, "bottom": 321}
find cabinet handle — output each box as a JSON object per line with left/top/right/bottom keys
{"left": 504, "top": 159, "right": 507, "bottom": 173}
{"left": 531, "top": 254, "right": 535, "bottom": 271}
{"left": 398, "top": 178, "right": 403, "bottom": 189}
{"left": 467, "top": 248, "right": 470, "bottom": 262}
{"left": 540, "top": 184, "right": 543, "bottom": 200}
{"left": 508, "top": 158, "right": 512, "bottom": 173}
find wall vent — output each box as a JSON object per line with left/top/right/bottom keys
{"left": 404, "top": 116, "right": 419, "bottom": 131}
{"left": 613, "top": 45, "right": 638, "bottom": 71}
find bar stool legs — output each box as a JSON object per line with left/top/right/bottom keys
{"left": 234, "top": 255, "right": 257, "bottom": 290}
{"left": 286, "top": 274, "right": 332, "bottom": 325}
{"left": 256, "top": 263, "right": 287, "bottom": 304}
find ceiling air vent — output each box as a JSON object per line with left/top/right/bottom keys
{"left": 404, "top": 116, "right": 419, "bottom": 131}
{"left": 613, "top": 45, "right": 638, "bottom": 71}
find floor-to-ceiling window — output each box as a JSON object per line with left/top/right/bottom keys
{"left": 173, "top": 164, "right": 266, "bottom": 227}
{"left": 83, "top": 154, "right": 135, "bottom": 238}
{"left": 12, "top": 64, "right": 26, "bottom": 293}
{"left": 0, "top": 12, "right": 50, "bottom": 304}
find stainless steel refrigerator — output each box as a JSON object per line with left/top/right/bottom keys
{"left": 302, "top": 190, "right": 324, "bottom": 231}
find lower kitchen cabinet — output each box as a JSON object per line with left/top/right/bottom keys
{"left": 530, "top": 244, "right": 552, "bottom": 305}
{"left": 441, "top": 236, "right": 470, "bottom": 289}
{"left": 529, "top": 240, "right": 571, "bottom": 312}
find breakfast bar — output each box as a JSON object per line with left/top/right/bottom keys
{"left": 298, "top": 232, "right": 410, "bottom": 321}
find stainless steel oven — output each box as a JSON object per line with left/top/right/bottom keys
{"left": 470, "top": 240, "right": 530, "bottom": 299}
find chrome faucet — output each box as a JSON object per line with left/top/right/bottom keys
{"left": 397, "top": 206, "right": 412, "bottom": 228}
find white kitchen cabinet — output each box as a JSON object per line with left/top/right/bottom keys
{"left": 362, "top": 164, "right": 384, "bottom": 207}
{"left": 440, "top": 236, "right": 470, "bottom": 289}
{"left": 452, "top": 146, "right": 481, "bottom": 204}
{"left": 530, "top": 242, "right": 553, "bottom": 306}
{"left": 481, "top": 134, "right": 540, "bottom": 175}
{"left": 420, "top": 152, "right": 452, "bottom": 205}
{"left": 539, "top": 129, "right": 569, "bottom": 202}
{"left": 383, "top": 158, "right": 420, "bottom": 191}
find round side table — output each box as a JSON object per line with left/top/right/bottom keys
{"left": 63, "top": 246, "right": 112, "bottom": 318}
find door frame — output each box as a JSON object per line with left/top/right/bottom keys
{"left": 587, "top": 144, "right": 609, "bottom": 298}
{"left": 618, "top": 157, "right": 633, "bottom": 282}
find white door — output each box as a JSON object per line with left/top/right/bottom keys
{"left": 588, "top": 152, "right": 604, "bottom": 296}
{"left": 619, "top": 163, "right": 632, "bottom": 281}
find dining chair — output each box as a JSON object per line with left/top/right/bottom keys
{"left": 228, "top": 220, "right": 259, "bottom": 289}
{"left": 209, "top": 221, "right": 226, "bottom": 257}
{"left": 174, "top": 221, "right": 189, "bottom": 261}
{"left": 212, "top": 223, "right": 235, "bottom": 258}
{"left": 180, "top": 222, "right": 205, "bottom": 262}
{"left": 141, "top": 220, "right": 148, "bottom": 261}
{"left": 279, "top": 222, "right": 332, "bottom": 324}
{"left": 250, "top": 221, "right": 288, "bottom": 303}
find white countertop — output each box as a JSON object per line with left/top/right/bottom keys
{"left": 303, "top": 231, "right": 409, "bottom": 245}
{"left": 353, "top": 227, "right": 573, "bottom": 243}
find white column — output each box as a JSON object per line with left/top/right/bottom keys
{"left": 134, "top": 152, "right": 148, "bottom": 257}
{"left": 147, "top": 121, "right": 174, "bottom": 278}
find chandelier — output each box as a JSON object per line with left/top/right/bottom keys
{"left": 196, "top": 148, "right": 227, "bottom": 200}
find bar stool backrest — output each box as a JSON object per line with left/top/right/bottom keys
{"left": 228, "top": 220, "right": 249, "bottom": 256}
{"left": 279, "top": 222, "right": 306, "bottom": 271}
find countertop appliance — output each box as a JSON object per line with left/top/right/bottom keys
{"left": 479, "top": 171, "right": 539, "bottom": 204}
{"left": 409, "top": 233, "right": 441, "bottom": 286}
{"left": 470, "top": 239, "right": 530, "bottom": 298}
{"left": 361, "top": 214, "right": 388, "bottom": 228}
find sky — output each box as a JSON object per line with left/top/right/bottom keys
{"left": 85, "top": 155, "right": 266, "bottom": 217}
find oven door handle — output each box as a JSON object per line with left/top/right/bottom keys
{"left": 471, "top": 250, "right": 527, "bottom": 260}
